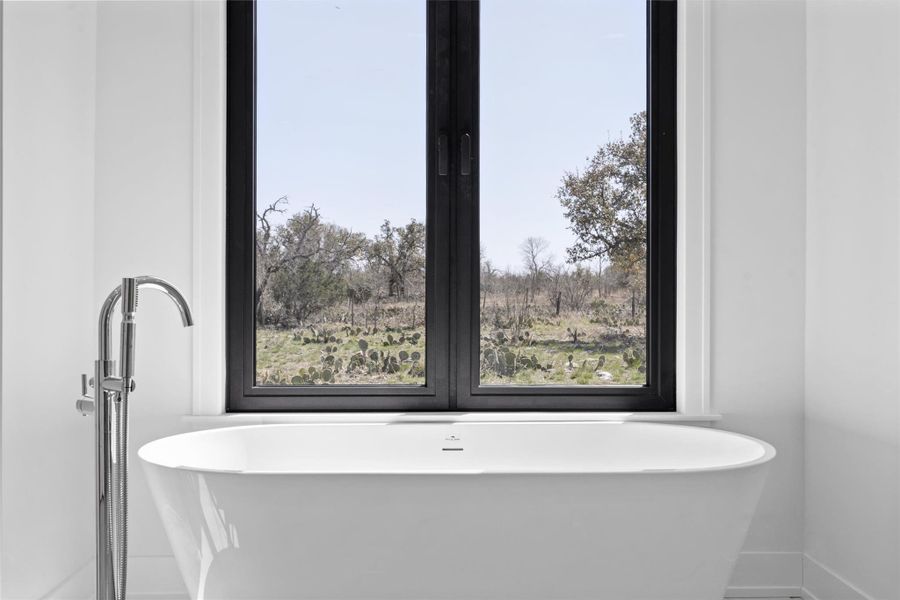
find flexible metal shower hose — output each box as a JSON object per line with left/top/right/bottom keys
{"left": 108, "top": 395, "right": 129, "bottom": 600}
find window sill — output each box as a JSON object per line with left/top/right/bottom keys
{"left": 182, "top": 411, "right": 722, "bottom": 428}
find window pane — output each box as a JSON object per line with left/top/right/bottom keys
{"left": 479, "top": 0, "right": 647, "bottom": 387}
{"left": 255, "top": 0, "right": 426, "bottom": 386}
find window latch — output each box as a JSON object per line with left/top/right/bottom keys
{"left": 460, "top": 133, "right": 471, "bottom": 176}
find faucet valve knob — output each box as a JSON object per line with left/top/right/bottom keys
{"left": 80, "top": 373, "right": 94, "bottom": 397}
{"left": 75, "top": 398, "right": 94, "bottom": 416}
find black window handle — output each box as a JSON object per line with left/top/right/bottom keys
{"left": 460, "top": 133, "right": 471, "bottom": 176}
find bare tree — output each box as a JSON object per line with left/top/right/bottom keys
{"left": 256, "top": 196, "right": 289, "bottom": 323}
{"left": 480, "top": 244, "right": 500, "bottom": 311}
{"left": 519, "top": 236, "right": 552, "bottom": 304}
{"left": 545, "top": 262, "right": 564, "bottom": 316}
{"left": 561, "top": 266, "right": 594, "bottom": 312}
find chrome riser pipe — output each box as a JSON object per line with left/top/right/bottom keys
{"left": 95, "top": 359, "right": 115, "bottom": 600}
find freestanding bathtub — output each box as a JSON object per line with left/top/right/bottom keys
{"left": 139, "top": 421, "right": 775, "bottom": 600}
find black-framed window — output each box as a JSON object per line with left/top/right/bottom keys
{"left": 226, "top": 0, "right": 676, "bottom": 412}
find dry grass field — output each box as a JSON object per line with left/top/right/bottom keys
{"left": 256, "top": 291, "right": 646, "bottom": 387}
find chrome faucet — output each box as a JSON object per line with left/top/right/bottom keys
{"left": 76, "top": 276, "right": 193, "bottom": 600}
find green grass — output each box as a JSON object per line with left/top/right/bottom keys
{"left": 256, "top": 325, "right": 427, "bottom": 385}
{"left": 256, "top": 309, "right": 645, "bottom": 387}
{"left": 478, "top": 312, "right": 646, "bottom": 386}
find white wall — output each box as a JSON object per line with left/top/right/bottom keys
{"left": 1, "top": 2, "right": 196, "bottom": 596}
{"left": 709, "top": 0, "right": 808, "bottom": 593}
{"left": 1, "top": 1, "right": 98, "bottom": 597}
{"left": 93, "top": 0, "right": 196, "bottom": 570}
{"left": 805, "top": 1, "right": 900, "bottom": 599}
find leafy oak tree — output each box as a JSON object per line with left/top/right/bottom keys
{"left": 368, "top": 220, "right": 426, "bottom": 299}
{"left": 256, "top": 201, "right": 366, "bottom": 325}
{"left": 557, "top": 111, "right": 647, "bottom": 316}
{"left": 270, "top": 219, "right": 367, "bottom": 324}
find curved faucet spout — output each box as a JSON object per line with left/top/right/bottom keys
{"left": 98, "top": 275, "right": 193, "bottom": 362}
{"left": 133, "top": 276, "right": 194, "bottom": 327}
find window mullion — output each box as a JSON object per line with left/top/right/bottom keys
{"left": 430, "top": 1, "right": 453, "bottom": 408}
{"left": 449, "top": 0, "right": 480, "bottom": 408}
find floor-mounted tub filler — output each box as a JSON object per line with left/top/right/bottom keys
{"left": 76, "top": 276, "right": 193, "bottom": 600}
{"left": 140, "top": 421, "right": 775, "bottom": 600}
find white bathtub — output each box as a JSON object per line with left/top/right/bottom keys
{"left": 139, "top": 421, "right": 775, "bottom": 600}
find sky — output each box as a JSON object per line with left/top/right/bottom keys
{"left": 256, "top": 0, "right": 646, "bottom": 272}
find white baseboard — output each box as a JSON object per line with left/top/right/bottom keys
{"left": 45, "top": 552, "right": 808, "bottom": 600}
{"left": 801, "top": 554, "right": 874, "bottom": 600}
{"left": 58, "top": 551, "right": 879, "bottom": 600}
{"left": 39, "top": 556, "right": 188, "bottom": 600}
{"left": 725, "top": 551, "right": 803, "bottom": 598}
{"left": 49, "top": 551, "right": 803, "bottom": 600}
{"left": 39, "top": 559, "right": 93, "bottom": 600}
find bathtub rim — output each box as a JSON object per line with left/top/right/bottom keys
{"left": 138, "top": 421, "right": 776, "bottom": 476}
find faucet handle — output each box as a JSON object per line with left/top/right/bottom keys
{"left": 75, "top": 398, "right": 94, "bottom": 416}
{"left": 76, "top": 373, "right": 94, "bottom": 415}
{"left": 80, "top": 373, "right": 94, "bottom": 397}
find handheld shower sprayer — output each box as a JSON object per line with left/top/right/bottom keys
{"left": 76, "top": 276, "right": 193, "bottom": 600}
{"left": 119, "top": 277, "right": 138, "bottom": 403}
